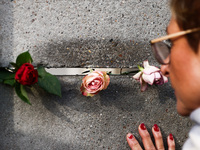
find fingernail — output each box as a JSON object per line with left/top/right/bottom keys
{"left": 128, "top": 134, "right": 133, "bottom": 139}
{"left": 153, "top": 124, "right": 159, "bottom": 132}
{"left": 169, "top": 133, "right": 173, "bottom": 141}
{"left": 140, "top": 123, "right": 146, "bottom": 130}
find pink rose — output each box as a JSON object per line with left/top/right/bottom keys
{"left": 80, "top": 71, "right": 110, "bottom": 97}
{"left": 133, "top": 60, "right": 168, "bottom": 92}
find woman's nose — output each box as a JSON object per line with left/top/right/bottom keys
{"left": 160, "top": 64, "right": 170, "bottom": 77}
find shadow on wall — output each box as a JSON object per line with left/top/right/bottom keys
{"left": 0, "top": 1, "right": 179, "bottom": 149}
{"left": 32, "top": 39, "right": 154, "bottom": 68}
{"left": 37, "top": 76, "right": 181, "bottom": 149}
{"left": 157, "top": 81, "right": 176, "bottom": 104}
{"left": 39, "top": 76, "right": 146, "bottom": 116}
{"left": 0, "top": 1, "right": 15, "bottom": 149}
{"left": 38, "top": 76, "right": 175, "bottom": 123}
{"left": 0, "top": 1, "right": 82, "bottom": 149}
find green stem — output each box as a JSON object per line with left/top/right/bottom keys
{"left": 138, "top": 65, "right": 144, "bottom": 72}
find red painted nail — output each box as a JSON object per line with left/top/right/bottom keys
{"left": 128, "top": 134, "right": 133, "bottom": 139}
{"left": 140, "top": 123, "right": 146, "bottom": 130}
{"left": 153, "top": 124, "right": 159, "bottom": 132}
{"left": 169, "top": 133, "right": 173, "bottom": 141}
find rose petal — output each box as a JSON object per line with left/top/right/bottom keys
{"left": 80, "top": 83, "right": 85, "bottom": 91}
{"left": 87, "top": 80, "right": 102, "bottom": 90}
{"left": 143, "top": 66, "right": 160, "bottom": 75}
{"left": 139, "top": 76, "right": 143, "bottom": 84}
{"left": 154, "top": 72, "right": 161, "bottom": 80}
{"left": 81, "top": 85, "right": 97, "bottom": 97}
{"left": 82, "top": 91, "right": 88, "bottom": 96}
{"left": 154, "top": 78, "right": 163, "bottom": 85}
{"left": 143, "top": 60, "right": 149, "bottom": 68}
{"left": 87, "top": 93, "right": 96, "bottom": 97}
{"left": 103, "top": 74, "right": 110, "bottom": 90}
{"left": 142, "top": 73, "right": 155, "bottom": 85}
{"left": 140, "top": 80, "right": 148, "bottom": 92}
{"left": 85, "top": 76, "right": 103, "bottom": 85}
{"left": 162, "top": 75, "right": 168, "bottom": 83}
{"left": 133, "top": 71, "right": 142, "bottom": 80}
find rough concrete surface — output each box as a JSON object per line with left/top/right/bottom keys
{"left": 0, "top": 0, "right": 170, "bottom": 67}
{"left": 0, "top": 77, "right": 192, "bottom": 150}
{"left": 0, "top": 0, "right": 192, "bottom": 150}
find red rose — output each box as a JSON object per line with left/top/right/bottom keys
{"left": 15, "top": 63, "right": 38, "bottom": 85}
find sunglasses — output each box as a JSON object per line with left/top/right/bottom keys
{"left": 150, "top": 27, "right": 200, "bottom": 65}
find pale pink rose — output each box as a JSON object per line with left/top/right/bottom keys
{"left": 133, "top": 60, "right": 168, "bottom": 92}
{"left": 80, "top": 71, "right": 110, "bottom": 97}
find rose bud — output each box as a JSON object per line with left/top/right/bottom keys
{"left": 133, "top": 60, "right": 168, "bottom": 92}
{"left": 15, "top": 63, "right": 38, "bottom": 85}
{"left": 80, "top": 71, "right": 110, "bottom": 97}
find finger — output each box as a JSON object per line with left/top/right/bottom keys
{"left": 167, "top": 134, "right": 175, "bottom": 150}
{"left": 138, "top": 123, "right": 156, "bottom": 150}
{"left": 126, "top": 133, "right": 143, "bottom": 150}
{"left": 152, "top": 124, "right": 164, "bottom": 150}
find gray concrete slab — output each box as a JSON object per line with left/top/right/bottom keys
{"left": 0, "top": 76, "right": 192, "bottom": 150}
{"left": 0, "top": 0, "right": 170, "bottom": 67}
{"left": 0, "top": 0, "right": 192, "bottom": 150}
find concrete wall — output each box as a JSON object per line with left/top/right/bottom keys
{"left": 0, "top": 0, "right": 191, "bottom": 150}
{"left": 1, "top": 0, "right": 170, "bottom": 67}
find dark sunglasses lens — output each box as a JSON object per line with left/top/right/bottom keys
{"left": 151, "top": 42, "right": 170, "bottom": 64}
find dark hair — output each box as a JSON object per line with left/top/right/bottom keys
{"left": 170, "top": 0, "right": 200, "bottom": 52}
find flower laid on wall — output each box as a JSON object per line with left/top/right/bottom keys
{"left": 80, "top": 70, "right": 110, "bottom": 97}
{"left": 80, "top": 60, "right": 168, "bottom": 97}
{"left": 0, "top": 51, "right": 61, "bottom": 104}
{"left": 133, "top": 60, "right": 168, "bottom": 92}
{"left": 0, "top": 52, "right": 167, "bottom": 100}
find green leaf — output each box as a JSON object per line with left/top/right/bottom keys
{"left": 0, "top": 68, "right": 15, "bottom": 80}
{"left": 15, "top": 83, "right": 31, "bottom": 105}
{"left": 16, "top": 51, "right": 33, "bottom": 67}
{"left": 4, "top": 79, "right": 15, "bottom": 86}
{"left": 37, "top": 66, "right": 61, "bottom": 97}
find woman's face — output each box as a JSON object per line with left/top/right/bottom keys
{"left": 161, "top": 17, "right": 200, "bottom": 116}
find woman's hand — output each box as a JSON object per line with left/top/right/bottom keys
{"left": 126, "top": 123, "right": 175, "bottom": 150}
